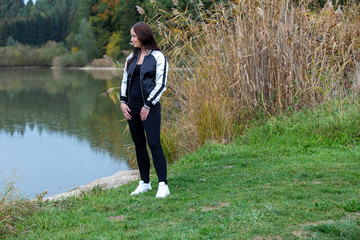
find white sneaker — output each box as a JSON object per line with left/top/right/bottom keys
{"left": 130, "top": 180, "right": 152, "bottom": 196}
{"left": 155, "top": 182, "right": 170, "bottom": 198}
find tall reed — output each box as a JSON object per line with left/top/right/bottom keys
{"left": 0, "top": 173, "right": 36, "bottom": 238}
{"left": 145, "top": 0, "right": 360, "bottom": 159}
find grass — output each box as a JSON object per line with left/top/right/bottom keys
{"left": 307, "top": 217, "right": 360, "bottom": 240}
{"left": 3, "top": 99, "right": 359, "bottom": 239}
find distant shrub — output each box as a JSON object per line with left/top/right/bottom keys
{"left": 53, "top": 51, "right": 88, "bottom": 68}
{"left": 38, "top": 41, "right": 69, "bottom": 66}
{"left": 91, "top": 57, "right": 115, "bottom": 68}
{"left": 52, "top": 55, "right": 66, "bottom": 67}
{"left": 0, "top": 44, "right": 36, "bottom": 66}
{"left": 0, "top": 41, "right": 69, "bottom": 67}
{"left": 70, "top": 51, "right": 88, "bottom": 67}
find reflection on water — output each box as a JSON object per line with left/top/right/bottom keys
{"left": 0, "top": 68, "right": 132, "bottom": 198}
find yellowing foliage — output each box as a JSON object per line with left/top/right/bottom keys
{"left": 71, "top": 47, "right": 80, "bottom": 54}
{"left": 106, "top": 32, "right": 122, "bottom": 60}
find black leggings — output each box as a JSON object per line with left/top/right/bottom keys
{"left": 127, "top": 103, "right": 167, "bottom": 184}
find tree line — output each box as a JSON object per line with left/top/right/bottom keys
{"left": 0, "top": 0, "right": 222, "bottom": 66}
{"left": 0, "top": 0, "right": 358, "bottom": 67}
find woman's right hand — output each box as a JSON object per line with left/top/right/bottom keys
{"left": 121, "top": 103, "right": 131, "bottom": 120}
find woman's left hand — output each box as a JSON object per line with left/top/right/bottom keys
{"left": 140, "top": 106, "right": 150, "bottom": 121}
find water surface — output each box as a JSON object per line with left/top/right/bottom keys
{"left": 0, "top": 68, "right": 132, "bottom": 198}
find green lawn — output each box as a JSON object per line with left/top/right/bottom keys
{"left": 7, "top": 101, "right": 360, "bottom": 239}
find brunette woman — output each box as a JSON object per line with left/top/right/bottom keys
{"left": 120, "top": 22, "right": 170, "bottom": 198}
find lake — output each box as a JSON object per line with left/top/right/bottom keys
{"left": 0, "top": 68, "right": 133, "bottom": 199}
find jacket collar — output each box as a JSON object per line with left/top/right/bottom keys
{"left": 136, "top": 49, "right": 153, "bottom": 57}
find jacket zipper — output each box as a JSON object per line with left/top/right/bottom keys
{"left": 139, "top": 62, "right": 145, "bottom": 104}
{"left": 127, "top": 56, "right": 138, "bottom": 102}
{"left": 140, "top": 50, "right": 151, "bottom": 105}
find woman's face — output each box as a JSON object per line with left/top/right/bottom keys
{"left": 131, "top": 28, "right": 142, "bottom": 48}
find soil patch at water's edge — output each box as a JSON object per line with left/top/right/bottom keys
{"left": 43, "top": 170, "right": 139, "bottom": 201}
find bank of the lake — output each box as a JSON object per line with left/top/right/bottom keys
{"left": 43, "top": 169, "right": 139, "bottom": 201}
{"left": 3, "top": 100, "right": 360, "bottom": 239}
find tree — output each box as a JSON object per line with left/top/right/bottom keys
{"left": 75, "top": 18, "right": 99, "bottom": 60}
{"left": 0, "top": 21, "right": 11, "bottom": 46}
{"left": 76, "top": 0, "right": 97, "bottom": 23}
{"left": 9, "top": 0, "right": 25, "bottom": 18}
{"left": 6, "top": 35, "right": 17, "bottom": 46}
{"left": 26, "top": 0, "right": 34, "bottom": 7}
{"left": 24, "top": 0, "right": 35, "bottom": 18}
{"left": 89, "top": 15, "right": 111, "bottom": 54}
{"left": 106, "top": 31, "right": 121, "bottom": 60}
{"left": 115, "top": 0, "right": 141, "bottom": 54}
{"left": 37, "top": 14, "right": 53, "bottom": 45}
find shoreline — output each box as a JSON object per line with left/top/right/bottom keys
{"left": 52, "top": 66, "right": 120, "bottom": 71}
{"left": 0, "top": 66, "right": 120, "bottom": 70}
{"left": 43, "top": 170, "right": 139, "bottom": 201}
{"left": 0, "top": 66, "right": 193, "bottom": 71}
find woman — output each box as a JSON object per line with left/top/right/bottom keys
{"left": 120, "top": 22, "right": 170, "bottom": 198}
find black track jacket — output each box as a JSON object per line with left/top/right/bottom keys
{"left": 120, "top": 50, "right": 168, "bottom": 109}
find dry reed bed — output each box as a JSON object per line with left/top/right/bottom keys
{"left": 0, "top": 176, "right": 37, "bottom": 237}
{"left": 149, "top": 0, "right": 360, "bottom": 160}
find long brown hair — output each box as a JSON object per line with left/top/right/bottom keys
{"left": 127, "top": 22, "right": 160, "bottom": 69}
